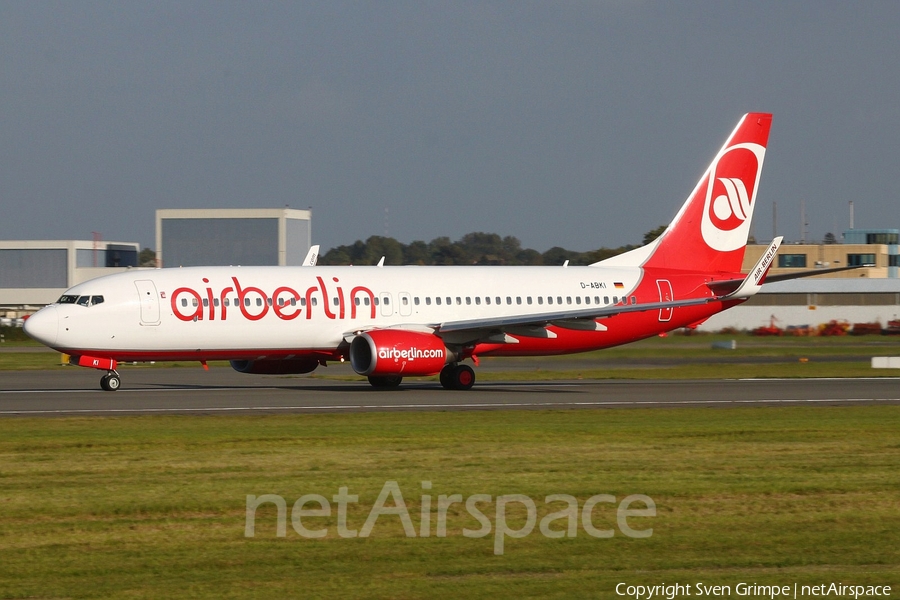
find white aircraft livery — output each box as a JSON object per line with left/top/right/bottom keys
{"left": 26, "top": 113, "right": 780, "bottom": 391}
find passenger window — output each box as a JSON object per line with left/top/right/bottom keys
{"left": 414, "top": 297, "right": 420, "bottom": 306}
{"left": 576, "top": 297, "right": 581, "bottom": 305}
{"left": 312, "top": 298, "right": 318, "bottom": 306}
{"left": 402, "top": 297, "right": 409, "bottom": 306}
{"left": 538, "top": 297, "right": 543, "bottom": 305}
{"left": 466, "top": 297, "right": 471, "bottom": 305}
{"left": 354, "top": 298, "right": 361, "bottom": 306}
{"left": 203, "top": 298, "right": 209, "bottom": 307}
{"left": 181, "top": 298, "right": 188, "bottom": 307}
{"left": 566, "top": 297, "right": 572, "bottom": 305}
{"left": 384, "top": 297, "right": 390, "bottom": 305}
{"left": 363, "top": 297, "right": 369, "bottom": 306}
{"left": 495, "top": 296, "right": 501, "bottom": 305}
{"left": 267, "top": 298, "right": 273, "bottom": 307}
{"left": 446, "top": 297, "right": 451, "bottom": 305}
{"left": 548, "top": 297, "right": 553, "bottom": 305}
{"left": 594, "top": 296, "right": 600, "bottom": 304}
{"left": 557, "top": 296, "right": 562, "bottom": 304}
{"left": 244, "top": 298, "right": 250, "bottom": 307}
{"left": 475, "top": 297, "right": 481, "bottom": 305}
{"left": 604, "top": 296, "right": 609, "bottom": 304}
{"left": 256, "top": 298, "right": 263, "bottom": 307}
{"left": 374, "top": 298, "right": 379, "bottom": 306}
{"left": 436, "top": 297, "right": 441, "bottom": 305}
{"left": 192, "top": 298, "right": 199, "bottom": 307}
{"left": 506, "top": 297, "right": 512, "bottom": 305}
{"left": 333, "top": 297, "right": 339, "bottom": 306}
{"left": 426, "top": 297, "right": 432, "bottom": 306}
{"left": 290, "top": 298, "right": 297, "bottom": 307}
{"left": 516, "top": 297, "right": 522, "bottom": 305}
{"left": 631, "top": 296, "right": 637, "bottom": 305}
{"left": 585, "top": 297, "right": 591, "bottom": 305}
{"left": 456, "top": 297, "right": 461, "bottom": 305}
{"left": 526, "top": 297, "right": 532, "bottom": 305}
{"left": 485, "top": 297, "right": 491, "bottom": 305}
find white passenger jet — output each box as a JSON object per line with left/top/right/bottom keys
{"left": 27, "top": 113, "right": 783, "bottom": 391}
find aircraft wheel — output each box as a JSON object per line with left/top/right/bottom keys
{"left": 100, "top": 374, "right": 121, "bottom": 392}
{"left": 450, "top": 364, "right": 475, "bottom": 390}
{"left": 367, "top": 375, "right": 402, "bottom": 388}
{"left": 439, "top": 364, "right": 455, "bottom": 389}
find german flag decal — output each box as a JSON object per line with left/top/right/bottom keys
{"left": 614, "top": 282, "right": 625, "bottom": 289}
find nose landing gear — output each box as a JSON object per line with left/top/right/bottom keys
{"left": 100, "top": 370, "right": 121, "bottom": 391}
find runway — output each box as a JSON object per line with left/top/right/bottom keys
{"left": 1, "top": 368, "right": 899, "bottom": 416}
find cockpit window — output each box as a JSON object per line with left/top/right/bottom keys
{"left": 61, "top": 295, "right": 105, "bottom": 307}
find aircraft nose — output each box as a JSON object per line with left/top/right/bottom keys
{"left": 24, "top": 306, "right": 58, "bottom": 347}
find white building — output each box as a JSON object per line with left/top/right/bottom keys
{"left": 701, "top": 279, "right": 900, "bottom": 331}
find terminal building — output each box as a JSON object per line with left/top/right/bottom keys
{"left": 742, "top": 229, "right": 900, "bottom": 279}
{"left": 0, "top": 240, "right": 141, "bottom": 312}
{"left": 155, "top": 208, "right": 312, "bottom": 268}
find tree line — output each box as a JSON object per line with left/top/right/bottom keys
{"left": 319, "top": 227, "right": 667, "bottom": 267}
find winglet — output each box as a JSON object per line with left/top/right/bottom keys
{"left": 725, "top": 236, "right": 782, "bottom": 299}
{"left": 302, "top": 245, "right": 320, "bottom": 266}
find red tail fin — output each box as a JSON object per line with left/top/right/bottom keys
{"left": 598, "top": 113, "right": 772, "bottom": 274}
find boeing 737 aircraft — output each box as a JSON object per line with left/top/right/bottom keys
{"left": 26, "top": 113, "right": 781, "bottom": 391}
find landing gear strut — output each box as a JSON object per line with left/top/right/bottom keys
{"left": 440, "top": 364, "right": 475, "bottom": 390}
{"left": 100, "top": 370, "right": 121, "bottom": 392}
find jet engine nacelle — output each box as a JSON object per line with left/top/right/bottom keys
{"left": 349, "top": 330, "right": 450, "bottom": 377}
{"left": 230, "top": 357, "right": 319, "bottom": 375}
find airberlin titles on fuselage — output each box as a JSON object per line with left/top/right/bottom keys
{"left": 170, "top": 276, "right": 376, "bottom": 322}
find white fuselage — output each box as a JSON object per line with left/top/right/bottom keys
{"left": 26, "top": 264, "right": 647, "bottom": 358}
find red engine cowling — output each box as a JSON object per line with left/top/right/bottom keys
{"left": 230, "top": 357, "right": 319, "bottom": 375}
{"left": 349, "top": 330, "right": 449, "bottom": 376}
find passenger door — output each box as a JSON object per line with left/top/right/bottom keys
{"left": 135, "top": 280, "right": 161, "bottom": 325}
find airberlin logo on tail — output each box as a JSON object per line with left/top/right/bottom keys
{"left": 700, "top": 142, "right": 766, "bottom": 252}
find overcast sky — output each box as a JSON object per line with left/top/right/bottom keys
{"left": 2, "top": 2, "right": 899, "bottom": 253}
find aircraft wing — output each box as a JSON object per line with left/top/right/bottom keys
{"left": 434, "top": 297, "right": 714, "bottom": 335}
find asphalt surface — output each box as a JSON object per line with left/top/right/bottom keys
{"left": 1, "top": 367, "right": 898, "bottom": 416}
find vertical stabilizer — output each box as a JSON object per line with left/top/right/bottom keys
{"left": 596, "top": 113, "right": 772, "bottom": 274}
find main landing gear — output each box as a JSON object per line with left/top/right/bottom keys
{"left": 100, "top": 370, "right": 121, "bottom": 392}
{"left": 439, "top": 363, "right": 475, "bottom": 391}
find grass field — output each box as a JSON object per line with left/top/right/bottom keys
{"left": 0, "top": 406, "right": 898, "bottom": 598}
